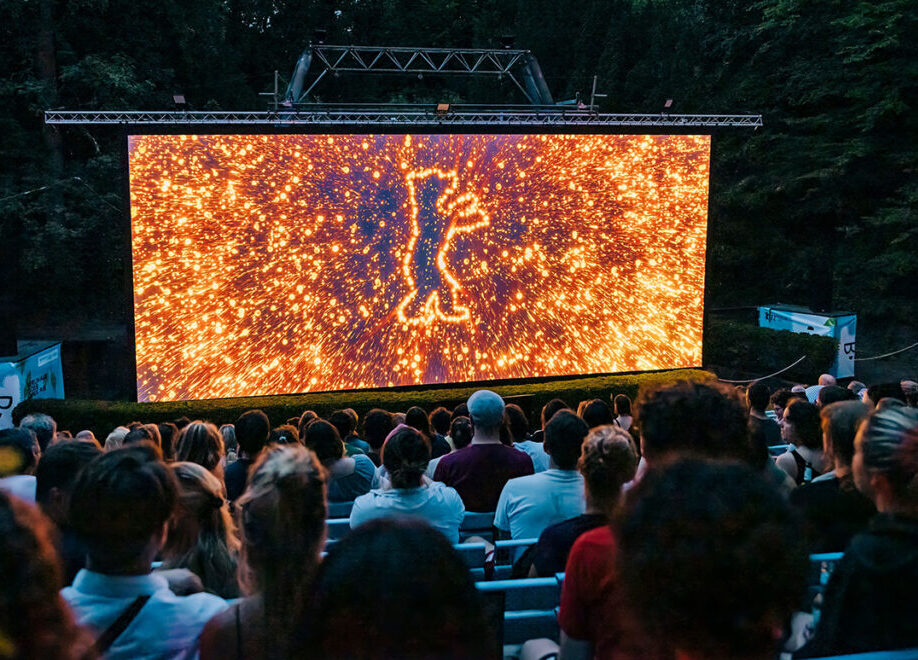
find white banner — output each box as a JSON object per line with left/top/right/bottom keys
{"left": 758, "top": 307, "right": 856, "bottom": 379}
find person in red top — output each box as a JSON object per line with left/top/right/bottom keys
{"left": 433, "top": 390, "right": 533, "bottom": 512}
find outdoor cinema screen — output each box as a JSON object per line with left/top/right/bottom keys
{"left": 128, "top": 133, "right": 710, "bottom": 402}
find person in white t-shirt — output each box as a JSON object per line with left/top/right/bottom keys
{"left": 495, "top": 410, "right": 588, "bottom": 541}
{"left": 0, "top": 428, "right": 40, "bottom": 503}
{"left": 352, "top": 425, "right": 465, "bottom": 543}
{"left": 61, "top": 445, "right": 227, "bottom": 659}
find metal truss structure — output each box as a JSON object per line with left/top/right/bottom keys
{"left": 286, "top": 44, "right": 555, "bottom": 105}
{"left": 44, "top": 107, "right": 763, "bottom": 129}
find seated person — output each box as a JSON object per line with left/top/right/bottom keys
{"left": 174, "top": 421, "right": 226, "bottom": 481}
{"left": 776, "top": 400, "right": 828, "bottom": 484}
{"left": 790, "top": 400, "right": 875, "bottom": 553}
{"left": 612, "top": 394, "right": 634, "bottom": 431}
{"left": 300, "top": 518, "right": 492, "bottom": 659}
{"left": 507, "top": 403, "right": 550, "bottom": 472}
{"left": 797, "top": 405, "right": 918, "bottom": 656}
{"left": 530, "top": 424, "right": 637, "bottom": 577}
{"left": 350, "top": 425, "right": 465, "bottom": 542}
{"left": 617, "top": 459, "right": 807, "bottom": 660}
{"left": 1, "top": 490, "right": 93, "bottom": 659}
{"left": 62, "top": 446, "right": 227, "bottom": 658}
{"left": 35, "top": 439, "right": 103, "bottom": 584}
{"left": 495, "top": 410, "right": 587, "bottom": 542}
{"left": 429, "top": 406, "right": 454, "bottom": 451}
{"left": 433, "top": 390, "right": 533, "bottom": 512}
{"left": 363, "top": 408, "right": 394, "bottom": 467}
{"left": 747, "top": 381, "right": 781, "bottom": 447}
{"left": 19, "top": 412, "right": 57, "bottom": 453}
{"left": 0, "top": 428, "right": 41, "bottom": 502}
{"left": 328, "top": 409, "right": 369, "bottom": 455}
{"left": 303, "top": 419, "right": 374, "bottom": 502}
{"left": 426, "top": 416, "right": 472, "bottom": 479}
{"left": 225, "top": 410, "right": 270, "bottom": 502}
{"left": 200, "top": 444, "right": 327, "bottom": 660}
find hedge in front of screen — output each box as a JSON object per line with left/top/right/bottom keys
{"left": 13, "top": 368, "right": 715, "bottom": 440}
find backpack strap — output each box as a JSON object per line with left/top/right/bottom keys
{"left": 91, "top": 594, "right": 151, "bottom": 656}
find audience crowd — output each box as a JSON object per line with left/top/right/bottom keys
{"left": 0, "top": 373, "right": 916, "bottom": 659}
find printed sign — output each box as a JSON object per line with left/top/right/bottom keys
{"left": 0, "top": 343, "right": 64, "bottom": 430}
{"left": 758, "top": 307, "right": 856, "bottom": 379}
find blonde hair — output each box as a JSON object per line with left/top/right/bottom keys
{"left": 162, "top": 462, "right": 239, "bottom": 598}
{"left": 858, "top": 406, "right": 918, "bottom": 501}
{"left": 174, "top": 421, "right": 224, "bottom": 472}
{"left": 578, "top": 425, "right": 638, "bottom": 510}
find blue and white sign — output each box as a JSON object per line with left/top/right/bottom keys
{"left": 758, "top": 307, "right": 856, "bottom": 379}
{"left": 0, "top": 342, "right": 65, "bottom": 430}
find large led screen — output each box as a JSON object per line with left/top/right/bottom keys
{"left": 128, "top": 133, "right": 710, "bottom": 402}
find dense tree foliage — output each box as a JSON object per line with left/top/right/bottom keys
{"left": 1, "top": 0, "right": 914, "bottom": 336}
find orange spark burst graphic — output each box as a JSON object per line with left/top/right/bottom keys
{"left": 128, "top": 133, "right": 711, "bottom": 402}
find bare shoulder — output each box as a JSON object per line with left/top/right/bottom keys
{"left": 199, "top": 602, "right": 239, "bottom": 660}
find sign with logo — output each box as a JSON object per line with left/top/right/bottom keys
{"left": 758, "top": 307, "right": 856, "bottom": 379}
{"left": 0, "top": 343, "right": 64, "bottom": 430}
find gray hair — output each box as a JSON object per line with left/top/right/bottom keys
{"left": 19, "top": 413, "right": 57, "bottom": 451}
{"left": 104, "top": 426, "right": 130, "bottom": 452}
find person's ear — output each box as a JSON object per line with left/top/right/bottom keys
{"left": 870, "top": 472, "right": 894, "bottom": 510}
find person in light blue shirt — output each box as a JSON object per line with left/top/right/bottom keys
{"left": 61, "top": 446, "right": 226, "bottom": 659}
{"left": 351, "top": 425, "right": 465, "bottom": 543}
{"left": 506, "top": 403, "right": 552, "bottom": 473}
{"left": 496, "top": 410, "right": 588, "bottom": 541}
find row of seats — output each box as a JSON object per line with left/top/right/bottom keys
{"left": 325, "top": 509, "right": 498, "bottom": 542}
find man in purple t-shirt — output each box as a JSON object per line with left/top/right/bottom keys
{"left": 433, "top": 390, "right": 534, "bottom": 512}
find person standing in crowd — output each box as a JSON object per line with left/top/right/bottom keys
{"left": 225, "top": 410, "right": 270, "bottom": 502}
{"left": 777, "top": 400, "right": 828, "bottom": 484}
{"left": 62, "top": 446, "right": 227, "bottom": 658}
{"left": 617, "top": 460, "right": 807, "bottom": 660}
{"left": 529, "top": 424, "right": 637, "bottom": 577}
{"left": 434, "top": 390, "right": 533, "bottom": 512}
{"left": 301, "top": 519, "right": 493, "bottom": 659}
{"left": 495, "top": 410, "right": 588, "bottom": 542}
{"left": 350, "top": 425, "right": 465, "bottom": 542}
{"left": 747, "top": 381, "right": 782, "bottom": 447}
{"left": 302, "top": 419, "right": 374, "bottom": 502}
{"left": 35, "top": 439, "right": 103, "bottom": 584}
{"left": 160, "top": 462, "right": 240, "bottom": 599}
{"left": 797, "top": 406, "right": 918, "bottom": 656}
{"left": 1, "top": 490, "right": 94, "bottom": 659}
{"left": 790, "top": 401, "right": 875, "bottom": 553}
{"left": 200, "top": 444, "right": 327, "bottom": 660}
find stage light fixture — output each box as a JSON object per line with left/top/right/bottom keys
{"left": 172, "top": 95, "right": 187, "bottom": 110}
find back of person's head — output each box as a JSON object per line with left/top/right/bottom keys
{"left": 504, "top": 404, "right": 529, "bottom": 443}
{"left": 104, "top": 426, "right": 129, "bottom": 452}
{"left": 35, "top": 440, "right": 103, "bottom": 518}
{"left": 783, "top": 400, "right": 822, "bottom": 450}
{"left": 302, "top": 419, "right": 344, "bottom": 465}
{"left": 74, "top": 430, "right": 100, "bottom": 449}
{"left": 854, "top": 405, "right": 918, "bottom": 506}
{"left": 770, "top": 388, "right": 802, "bottom": 414}
{"left": 327, "top": 410, "right": 356, "bottom": 440}
{"left": 18, "top": 413, "right": 57, "bottom": 453}
{"left": 174, "top": 416, "right": 191, "bottom": 430}
{"left": 818, "top": 373, "right": 837, "bottom": 387}
{"left": 235, "top": 409, "right": 270, "bottom": 456}
{"left": 270, "top": 424, "right": 299, "bottom": 445}
{"left": 238, "top": 444, "right": 326, "bottom": 653}
{"left": 299, "top": 409, "right": 318, "bottom": 426}
{"left": 382, "top": 426, "right": 430, "bottom": 489}
{"left": 405, "top": 406, "right": 432, "bottom": 438}
{"left": 540, "top": 398, "right": 569, "bottom": 429}
{"left": 123, "top": 423, "right": 162, "bottom": 453}
{"left": 581, "top": 398, "right": 614, "bottom": 429}
{"left": 544, "top": 410, "right": 589, "bottom": 470}
{"left": 0, "top": 491, "right": 93, "bottom": 659}
{"left": 364, "top": 409, "right": 394, "bottom": 451}
{"left": 0, "top": 428, "right": 39, "bottom": 476}
{"left": 162, "top": 462, "right": 239, "bottom": 597}
{"left": 746, "top": 381, "right": 771, "bottom": 413}
{"left": 638, "top": 381, "right": 747, "bottom": 463}
{"left": 157, "top": 422, "right": 179, "bottom": 461}
{"left": 304, "top": 519, "right": 492, "bottom": 659}
{"left": 866, "top": 382, "right": 907, "bottom": 407}
{"left": 618, "top": 459, "right": 807, "bottom": 660}
{"left": 579, "top": 425, "right": 637, "bottom": 512}
{"left": 69, "top": 446, "right": 177, "bottom": 570}
{"left": 450, "top": 416, "right": 473, "bottom": 449}
{"left": 467, "top": 390, "right": 505, "bottom": 433}
{"left": 343, "top": 408, "right": 359, "bottom": 429}
{"left": 818, "top": 385, "right": 856, "bottom": 408}
{"left": 429, "top": 406, "right": 452, "bottom": 436}
{"left": 821, "top": 401, "right": 869, "bottom": 468}
{"left": 613, "top": 393, "right": 632, "bottom": 417}
{"left": 175, "top": 421, "right": 224, "bottom": 473}
{"left": 219, "top": 424, "right": 237, "bottom": 452}
{"left": 450, "top": 403, "right": 469, "bottom": 421}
